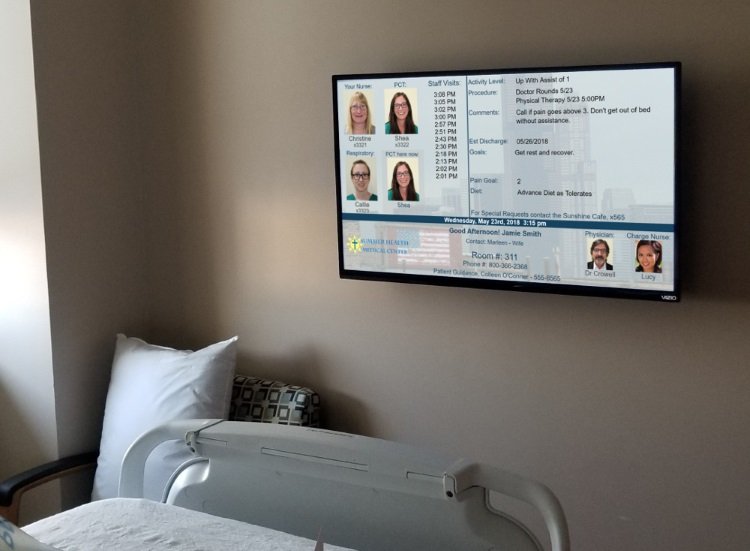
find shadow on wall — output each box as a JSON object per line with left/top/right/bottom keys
{"left": 680, "top": 75, "right": 750, "bottom": 304}
{"left": 0, "top": 377, "right": 38, "bottom": 476}
{"left": 0, "top": 375, "right": 61, "bottom": 524}
{"left": 237, "top": 347, "right": 372, "bottom": 435}
{"left": 134, "top": 3, "right": 233, "bottom": 340}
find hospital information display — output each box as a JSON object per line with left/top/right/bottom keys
{"left": 333, "top": 63, "right": 680, "bottom": 301}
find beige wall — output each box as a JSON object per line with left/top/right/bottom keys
{"left": 31, "top": 0, "right": 150, "bottom": 458}
{"left": 27, "top": 1, "right": 750, "bottom": 549}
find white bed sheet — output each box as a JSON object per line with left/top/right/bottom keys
{"left": 24, "top": 498, "right": 357, "bottom": 551}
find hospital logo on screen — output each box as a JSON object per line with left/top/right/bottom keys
{"left": 347, "top": 235, "right": 363, "bottom": 253}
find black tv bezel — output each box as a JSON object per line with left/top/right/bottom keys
{"left": 333, "top": 61, "right": 681, "bottom": 302}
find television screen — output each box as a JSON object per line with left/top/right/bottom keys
{"left": 333, "top": 62, "right": 680, "bottom": 301}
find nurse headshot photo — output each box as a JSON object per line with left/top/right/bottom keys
{"left": 385, "top": 91, "right": 418, "bottom": 135}
{"left": 346, "top": 159, "right": 377, "bottom": 201}
{"left": 345, "top": 91, "right": 375, "bottom": 135}
{"left": 635, "top": 240, "right": 662, "bottom": 273}
{"left": 388, "top": 160, "right": 419, "bottom": 201}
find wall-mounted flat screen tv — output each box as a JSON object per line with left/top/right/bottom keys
{"left": 333, "top": 62, "right": 680, "bottom": 301}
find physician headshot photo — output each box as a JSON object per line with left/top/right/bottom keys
{"left": 345, "top": 91, "right": 375, "bottom": 135}
{"left": 385, "top": 92, "right": 418, "bottom": 134}
{"left": 346, "top": 159, "right": 377, "bottom": 201}
{"left": 635, "top": 240, "right": 662, "bottom": 273}
{"left": 388, "top": 161, "right": 420, "bottom": 201}
{"left": 587, "top": 239, "right": 613, "bottom": 270}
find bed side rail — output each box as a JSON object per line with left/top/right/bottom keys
{"left": 118, "top": 419, "right": 222, "bottom": 498}
{"left": 120, "top": 420, "right": 569, "bottom": 551}
{"left": 444, "top": 459, "right": 569, "bottom": 551}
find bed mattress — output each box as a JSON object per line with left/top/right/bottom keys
{"left": 24, "top": 498, "right": 356, "bottom": 551}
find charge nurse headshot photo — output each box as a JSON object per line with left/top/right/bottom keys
{"left": 346, "top": 91, "right": 375, "bottom": 135}
{"left": 587, "top": 239, "right": 613, "bottom": 270}
{"left": 635, "top": 240, "right": 663, "bottom": 273}
{"left": 346, "top": 159, "right": 377, "bottom": 201}
{"left": 388, "top": 161, "right": 419, "bottom": 201}
{"left": 385, "top": 92, "right": 418, "bottom": 134}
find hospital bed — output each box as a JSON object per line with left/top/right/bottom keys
{"left": 16, "top": 419, "right": 570, "bottom": 551}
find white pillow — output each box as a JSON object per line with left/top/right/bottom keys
{"left": 91, "top": 334, "right": 238, "bottom": 500}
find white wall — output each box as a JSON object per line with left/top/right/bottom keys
{"left": 0, "top": 0, "right": 59, "bottom": 521}
{"left": 25, "top": 1, "right": 750, "bottom": 549}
